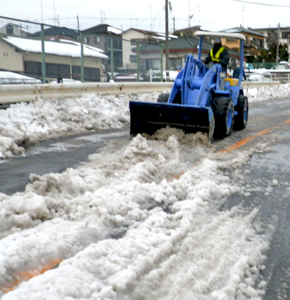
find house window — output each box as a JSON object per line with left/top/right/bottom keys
{"left": 24, "top": 61, "right": 41, "bottom": 79}
{"left": 252, "top": 38, "right": 263, "bottom": 48}
{"left": 94, "top": 36, "right": 100, "bottom": 44}
{"left": 146, "top": 59, "right": 160, "bottom": 70}
{"left": 130, "top": 55, "right": 137, "bottom": 63}
{"left": 130, "top": 39, "right": 137, "bottom": 46}
{"left": 6, "top": 25, "right": 13, "bottom": 35}
{"left": 84, "top": 37, "right": 90, "bottom": 44}
{"left": 170, "top": 58, "right": 182, "bottom": 70}
{"left": 113, "top": 38, "right": 122, "bottom": 50}
{"left": 282, "top": 31, "right": 290, "bottom": 39}
{"left": 46, "top": 63, "right": 70, "bottom": 78}
{"left": 84, "top": 67, "right": 100, "bottom": 81}
{"left": 72, "top": 66, "right": 100, "bottom": 81}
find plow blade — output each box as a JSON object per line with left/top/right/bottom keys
{"left": 130, "top": 101, "right": 214, "bottom": 137}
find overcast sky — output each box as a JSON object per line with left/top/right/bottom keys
{"left": 0, "top": 0, "right": 289, "bottom": 33}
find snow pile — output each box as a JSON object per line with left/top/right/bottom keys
{"left": 0, "top": 84, "right": 289, "bottom": 159}
{"left": 0, "top": 82, "right": 288, "bottom": 299}
{"left": 0, "top": 93, "right": 144, "bottom": 158}
{"left": 0, "top": 133, "right": 272, "bottom": 299}
{"left": 245, "top": 83, "right": 290, "bottom": 102}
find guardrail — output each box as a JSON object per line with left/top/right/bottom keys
{"left": 242, "top": 80, "right": 281, "bottom": 93}
{"left": 0, "top": 82, "right": 173, "bottom": 105}
{"left": 0, "top": 80, "right": 281, "bottom": 105}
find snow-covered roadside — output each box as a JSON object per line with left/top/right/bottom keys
{"left": 0, "top": 83, "right": 290, "bottom": 159}
{"left": 0, "top": 83, "right": 289, "bottom": 299}
{"left": 0, "top": 93, "right": 153, "bottom": 159}
{"left": 0, "top": 131, "right": 274, "bottom": 299}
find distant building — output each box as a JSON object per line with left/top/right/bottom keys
{"left": 220, "top": 27, "right": 267, "bottom": 62}
{"left": 0, "top": 23, "right": 32, "bottom": 37}
{"left": 173, "top": 25, "right": 203, "bottom": 37}
{"left": 133, "top": 35, "right": 240, "bottom": 73}
{"left": 82, "top": 24, "right": 123, "bottom": 71}
{"left": 121, "top": 28, "right": 178, "bottom": 71}
{"left": 251, "top": 25, "right": 290, "bottom": 58}
{"left": 29, "top": 26, "right": 79, "bottom": 42}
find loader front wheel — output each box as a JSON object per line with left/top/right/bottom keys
{"left": 234, "top": 95, "right": 248, "bottom": 130}
{"left": 211, "top": 97, "right": 234, "bottom": 138}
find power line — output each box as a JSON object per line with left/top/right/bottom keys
{"left": 231, "top": 0, "right": 290, "bottom": 7}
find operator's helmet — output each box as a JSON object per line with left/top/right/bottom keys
{"left": 214, "top": 37, "right": 221, "bottom": 44}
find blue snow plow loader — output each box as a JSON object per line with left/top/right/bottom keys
{"left": 129, "top": 31, "right": 249, "bottom": 141}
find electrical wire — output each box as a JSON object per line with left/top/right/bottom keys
{"left": 230, "top": 0, "right": 290, "bottom": 8}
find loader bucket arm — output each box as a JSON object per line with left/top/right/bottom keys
{"left": 129, "top": 55, "right": 215, "bottom": 138}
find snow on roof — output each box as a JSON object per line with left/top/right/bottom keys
{"left": 107, "top": 26, "right": 123, "bottom": 35}
{"left": 123, "top": 28, "right": 178, "bottom": 40}
{"left": 152, "top": 33, "right": 178, "bottom": 41}
{"left": 2, "top": 36, "right": 109, "bottom": 59}
{"left": 58, "top": 38, "right": 105, "bottom": 54}
{"left": 0, "top": 22, "right": 33, "bottom": 34}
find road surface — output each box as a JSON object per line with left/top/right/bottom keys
{"left": 1, "top": 97, "right": 290, "bottom": 299}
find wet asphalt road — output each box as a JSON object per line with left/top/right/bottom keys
{"left": 215, "top": 98, "right": 290, "bottom": 299}
{"left": 0, "top": 130, "right": 129, "bottom": 195}
{"left": 0, "top": 97, "right": 290, "bottom": 298}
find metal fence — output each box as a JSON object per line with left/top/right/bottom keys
{"left": 1, "top": 15, "right": 289, "bottom": 85}
{"left": 0, "top": 16, "right": 110, "bottom": 83}
{"left": 0, "top": 16, "right": 169, "bottom": 84}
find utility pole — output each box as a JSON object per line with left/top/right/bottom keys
{"left": 276, "top": 23, "right": 280, "bottom": 63}
{"left": 77, "top": 15, "right": 84, "bottom": 82}
{"left": 188, "top": 0, "right": 193, "bottom": 27}
{"left": 165, "top": 0, "right": 169, "bottom": 77}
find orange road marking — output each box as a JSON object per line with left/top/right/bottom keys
{"left": 174, "top": 120, "right": 290, "bottom": 180}
{"left": 219, "top": 127, "right": 274, "bottom": 153}
{"left": 1, "top": 259, "right": 62, "bottom": 294}
{"left": 220, "top": 118, "right": 290, "bottom": 153}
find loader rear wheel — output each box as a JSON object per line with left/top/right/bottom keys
{"left": 211, "top": 97, "right": 234, "bottom": 138}
{"left": 157, "top": 93, "right": 170, "bottom": 103}
{"left": 234, "top": 95, "right": 248, "bottom": 130}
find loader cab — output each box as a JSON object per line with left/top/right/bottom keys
{"left": 195, "top": 31, "right": 246, "bottom": 83}
{"left": 195, "top": 31, "right": 246, "bottom": 102}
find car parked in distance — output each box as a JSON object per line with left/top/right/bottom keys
{"left": 276, "top": 61, "right": 290, "bottom": 69}
{"left": 245, "top": 63, "right": 254, "bottom": 70}
{"left": 0, "top": 71, "right": 41, "bottom": 84}
{"left": 248, "top": 71, "right": 273, "bottom": 82}
{"left": 49, "top": 78, "right": 82, "bottom": 84}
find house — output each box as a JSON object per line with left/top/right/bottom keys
{"left": 251, "top": 25, "right": 290, "bottom": 57}
{"left": 134, "top": 35, "right": 240, "bottom": 73}
{"left": 0, "top": 36, "right": 108, "bottom": 82}
{"left": 0, "top": 23, "right": 32, "bottom": 38}
{"left": 173, "top": 25, "right": 267, "bottom": 64}
{"left": 219, "top": 27, "right": 267, "bottom": 62}
{"left": 27, "top": 24, "right": 123, "bottom": 73}
{"left": 29, "top": 26, "right": 79, "bottom": 42}
{"left": 82, "top": 24, "right": 123, "bottom": 71}
{"left": 173, "top": 25, "right": 203, "bottom": 38}
{"left": 121, "top": 28, "right": 178, "bottom": 71}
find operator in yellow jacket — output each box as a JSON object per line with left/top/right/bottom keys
{"left": 204, "top": 37, "right": 230, "bottom": 72}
